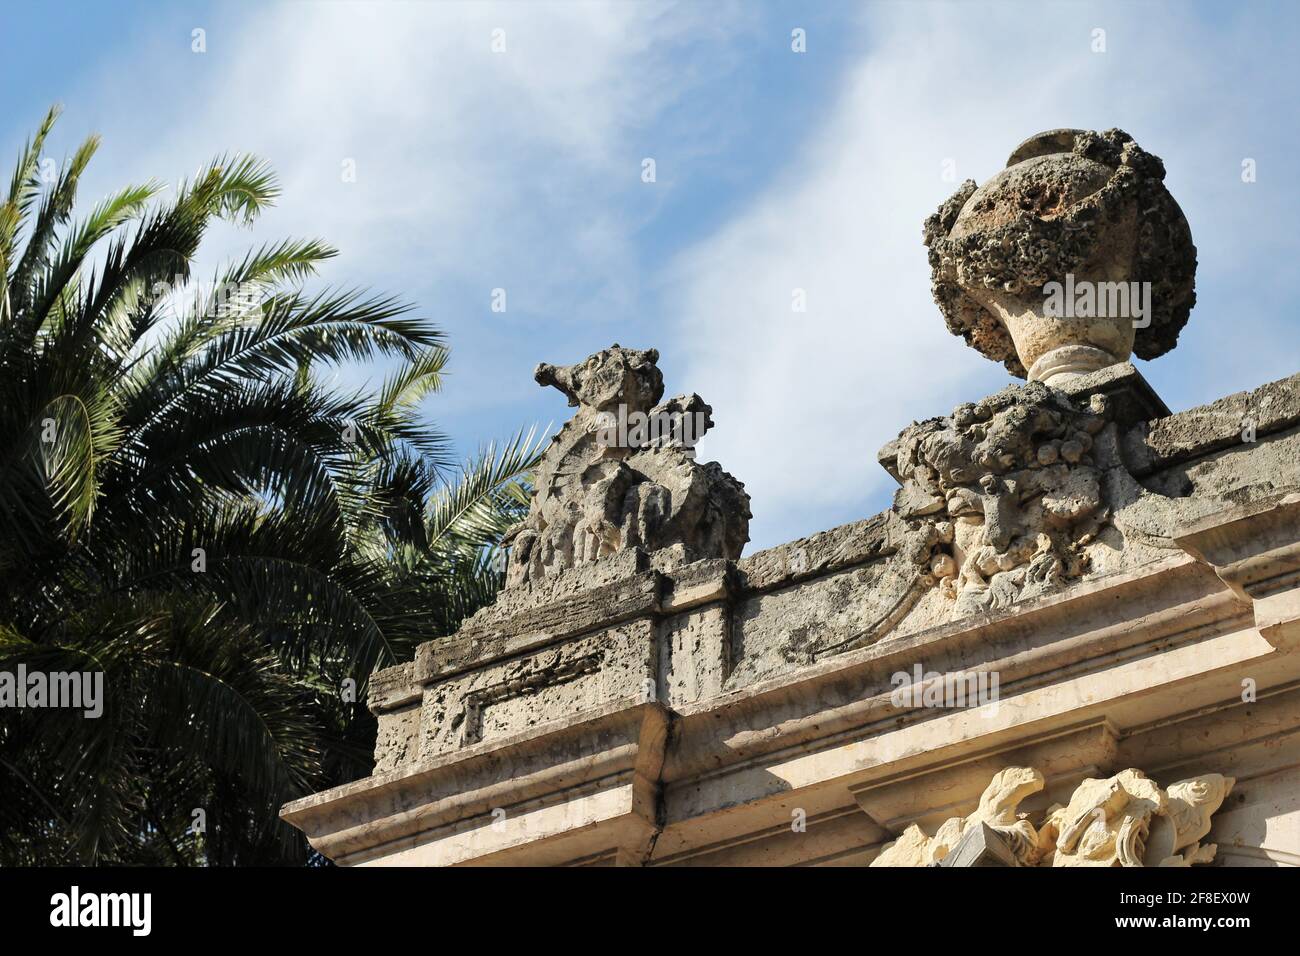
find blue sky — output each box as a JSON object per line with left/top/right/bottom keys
{"left": 4, "top": 0, "right": 1298, "bottom": 552}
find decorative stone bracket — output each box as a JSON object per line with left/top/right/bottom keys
{"left": 1176, "top": 493, "right": 1300, "bottom": 650}
{"left": 870, "top": 766, "right": 1234, "bottom": 867}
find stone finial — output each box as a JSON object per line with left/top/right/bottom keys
{"left": 503, "top": 345, "right": 750, "bottom": 588}
{"left": 923, "top": 128, "right": 1197, "bottom": 384}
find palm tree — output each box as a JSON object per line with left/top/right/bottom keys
{"left": 0, "top": 105, "right": 541, "bottom": 865}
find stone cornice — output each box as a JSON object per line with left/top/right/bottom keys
{"left": 283, "top": 353, "right": 1300, "bottom": 866}
{"left": 283, "top": 488, "right": 1297, "bottom": 864}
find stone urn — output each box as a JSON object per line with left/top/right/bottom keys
{"left": 923, "top": 128, "right": 1196, "bottom": 385}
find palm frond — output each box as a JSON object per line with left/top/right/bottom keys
{"left": 425, "top": 426, "right": 546, "bottom": 554}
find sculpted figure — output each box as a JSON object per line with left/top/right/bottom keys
{"left": 1143, "top": 773, "right": 1235, "bottom": 867}
{"left": 870, "top": 767, "right": 1046, "bottom": 867}
{"left": 871, "top": 766, "right": 1234, "bottom": 867}
{"left": 503, "top": 345, "right": 750, "bottom": 588}
{"left": 1040, "top": 769, "right": 1165, "bottom": 867}
{"left": 882, "top": 381, "right": 1111, "bottom": 614}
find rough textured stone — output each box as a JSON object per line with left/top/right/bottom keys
{"left": 726, "top": 559, "right": 917, "bottom": 688}
{"left": 502, "top": 345, "right": 751, "bottom": 588}
{"left": 281, "top": 129, "right": 1300, "bottom": 869}
{"left": 882, "top": 379, "right": 1139, "bottom": 615}
{"left": 1125, "top": 370, "right": 1300, "bottom": 476}
{"left": 417, "top": 619, "right": 656, "bottom": 760}
{"left": 657, "top": 606, "right": 728, "bottom": 707}
{"left": 363, "top": 361, "right": 1300, "bottom": 775}
{"left": 736, "top": 512, "right": 900, "bottom": 592}
{"left": 924, "top": 129, "right": 1196, "bottom": 382}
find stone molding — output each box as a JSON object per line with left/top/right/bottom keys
{"left": 275, "top": 122, "right": 1300, "bottom": 866}
{"left": 283, "top": 362, "right": 1300, "bottom": 865}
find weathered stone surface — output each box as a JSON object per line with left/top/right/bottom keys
{"left": 474, "top": 548, "right": 650, "bottom": 620}
{"left": 725, "top": 557, "right": 923, "bottom": 688}
{"left": 416, "top": 619, "right": 656, "bottom": 761}
{"left": 289, "top": 444, "right": 1300, "bottom": 865}
{"left": 924, "top": 129, "right": 1196, "bottom": 383}
{"left": 502, "top": 345, "right": 750, "bottom": 588}
{"left": 882, "top": 379, "right": 1130, "bottom": 615}
{"left": 1057, "top": 361, "right": 1170, "bottom": 427}
{"left": 363, "top": 364, "right": 1300, "bottom": 779}
{"left": 369, "top": 661, "right": 418, "bottom": 711}
{"left": 657, "top": 606, "right": 728, "bottom": 707}
{"left": 871, "top": 364, "right": 1297, "bottom": 628}
{"left": 418, "top": 570, "right": 663, "bottom": 680}
{"left": 1125, "top": 370, "right": 1300, "bottom": 476}
{"left": 871, "top": 766, "right": 1233, "bottom": 867}
{"left": 372, "top": 702, "right": 420, "bottom": 773}
{"left": 360, "top": 356, "right": 1300, "bottom": 790}
{"left": 736, "top": 512, "right": 900, "bottom": 592}
{"left": 282, "top": 127, "right": 1300, "bottom": 869}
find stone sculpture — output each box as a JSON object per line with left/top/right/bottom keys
{"left": 502, "top": 345, "right": 751, "bottom": 588}
{"left": 923, "top": 128, "right": 1196, "bottom": 384}
{"left": 870, "top": 767, "right": 1048, "bottom": 867}
{"left": 868, "top": 129, "right": 1209, "bottom": 621}
{"left": 871, "top": 766, "right": 1234, "bottom": 867}
{"left": 1142, "top": 773, "right": 1237, "bottom": 867}
{"left": 1040, "top": 769, "right": 1166, "bottom": 867}
{"left": 881, "top": 380, "right": 1115, "bottom": 614}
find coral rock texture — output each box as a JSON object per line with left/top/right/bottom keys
{"left": 923, "top": 128, "right": 1196, "bottom": 382}
{"left": 882, "top": 380, "right": 1115, "bottom": 615}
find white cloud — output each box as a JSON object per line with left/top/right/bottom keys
{"left": 28, "top": 1, "right": 1298, "bottom": 551}
{"left": 58, "top": 0, "right": 754, "bottom": 421}
{"left": 82, "top": 2, "right": 717, "bottom": 303}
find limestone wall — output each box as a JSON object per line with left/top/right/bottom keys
{"left": 367, "top": 367, "right": 1300, "bottom": 777}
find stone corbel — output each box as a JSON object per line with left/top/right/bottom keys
{"left": 1176, "top": 493, "right": 1300, "bottom": 650}
{"left": 850, "top": 719, "right": 1120, "bottom": 838}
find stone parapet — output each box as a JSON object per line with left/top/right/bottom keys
{"left": 282, "top": 129, "right": 1300, "bottom": 867}
{"left": 284, "top": 362, "right": 1300, "bottom": 867}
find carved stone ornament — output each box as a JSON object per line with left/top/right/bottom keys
{"left": 883, "top": 380, "right": 1115, "bottom": 615}
{"left": 923, "top": 128, "right": 1196, "bottom": 385}
{"left": 502, "top": 345, "right": 751, "bottom": 588}
{"left": 870, "top": 767, "right": 1234, "bottom": 867}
